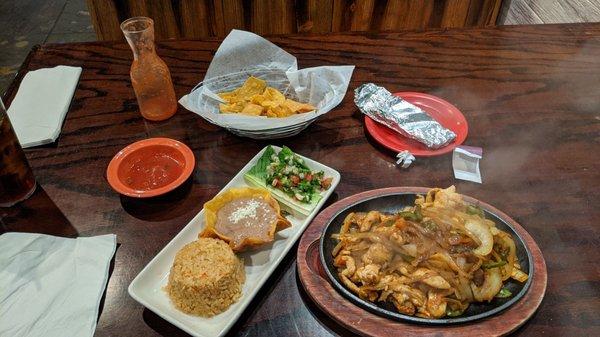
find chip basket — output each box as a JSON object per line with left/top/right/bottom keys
{"left": 184, "top": 67, "right": 335, "bottom": 139}
{"left": 226, "top": 118, "right": 318, "bottom": 139}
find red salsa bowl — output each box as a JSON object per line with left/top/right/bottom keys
{"left": 106, "top": 138, "right": 195, "bottom": 198}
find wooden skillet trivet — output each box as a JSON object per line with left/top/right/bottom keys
{"left": 297, "top": 187, "right": 547, "bottom": 337}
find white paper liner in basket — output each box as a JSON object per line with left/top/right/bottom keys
{"left": 179, "top": 30, "right": 354, "bottom": 132}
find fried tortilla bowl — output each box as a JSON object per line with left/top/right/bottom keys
{"left": 200, "top": 187, "right": 291, "bottom": 252}
{"left": 319, "top": 187, "right": 533, "bottom": 324}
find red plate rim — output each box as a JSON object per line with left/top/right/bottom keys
{"left": 364, "top": 92, "right": 468, "bottom": 156}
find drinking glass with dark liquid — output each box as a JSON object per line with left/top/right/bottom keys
{"left": 0, "top": 100, "right": 36, "bottom": 207}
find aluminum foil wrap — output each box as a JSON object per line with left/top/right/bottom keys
{"left": 355, "top": 83, "right": 456, "bottom": 149}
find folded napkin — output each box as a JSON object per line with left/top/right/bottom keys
{"left": 7, "top": 65, "right": 82, "bottom": 148}
{"left": 0, "top": 233, "right": 116, "bottom": 337}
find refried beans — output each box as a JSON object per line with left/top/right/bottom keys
{"left": 215, "top": 197, "right": 277, "bottom": 246}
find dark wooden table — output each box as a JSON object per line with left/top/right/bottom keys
{"left": 2, "top": 23, "right": 599, "bottom": 336}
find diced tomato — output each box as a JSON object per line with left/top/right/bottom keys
{"left": 305, "top": 173, "right": 313, "bottom": 181}
{"left": 290, "top": 175, "right": 300, "bottom": 185}
{"left": 321, "top": 177, "right": 333, "bottom": 189}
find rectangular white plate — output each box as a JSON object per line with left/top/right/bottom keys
{"left": 128, "top": 145, "right": 340, "bottom": 337}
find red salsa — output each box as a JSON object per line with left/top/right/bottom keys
{"left": 118, "top": 145, "right": 185, "bottom": 191}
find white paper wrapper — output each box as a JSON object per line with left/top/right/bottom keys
{"left": 179, "top": 30, "right": 354, "bottom": 132}
{"left": 453, "top": 146, "right": 483, "bottom": 183}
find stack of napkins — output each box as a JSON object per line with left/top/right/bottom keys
{"left": 0, "top": 233, "right": 116, "bottom": 337}
{"left": 7, "top": 65, "right": 81, "bottom": 148}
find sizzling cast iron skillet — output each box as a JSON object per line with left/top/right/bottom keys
{"left": 319, "top": 190, "right": 533, "bottom": 324}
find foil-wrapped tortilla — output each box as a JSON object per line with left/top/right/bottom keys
{"left": 355, "top": 83, "right": 456, "bottom": 149}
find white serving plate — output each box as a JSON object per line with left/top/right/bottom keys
{"left": 128, "top": 145, "right": 340, "bottom": 337}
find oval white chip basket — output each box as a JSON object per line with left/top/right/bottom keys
{"left": 177, "top": 30, "right": 354, "bottom": 140}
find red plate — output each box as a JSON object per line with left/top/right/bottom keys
{"left": 364, "top": 92, "right": 468, "bottom": 156}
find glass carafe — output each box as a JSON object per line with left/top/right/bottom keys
{"left": 121, "top": 17, "right": 177, "bottom": 121}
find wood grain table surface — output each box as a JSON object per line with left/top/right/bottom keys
{"left": 1, "top": 23, "right": 599, "bottom": 336}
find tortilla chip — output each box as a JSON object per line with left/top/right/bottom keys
{"left": 236, "top": 76, "right": 266, "bottom": 100}
{"left": 284, "top": 99, "right": 315, "bottom": 113}
{"left": 265, "top": 108, "right": 278, "bottom": 118}
{"left": 260, "top": 100, "right": 280, "bottom": 110}
{"left": 250, "top": 94, "right": 265, "bottom": 105}
{"left": 219, "top": 102, "right": 244, "bottom": 113}
{"left": 241, "top": 103, "right": 264, "bottom": 116}
{"left": 263, "top": 87, "right": 286, "bottom": 104}
{"left": 272, "top": 105, "right": 294, "bottom": 117}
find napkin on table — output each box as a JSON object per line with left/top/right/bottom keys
{"left": 0, "top": 233, "right": 116, "bottom": 337}
{"left": 7, "top": 65, "right": 82, "bottom": 148}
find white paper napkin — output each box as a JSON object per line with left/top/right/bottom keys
{"left": 0, "top": 233, "right": 116, "bottom": 337}
{"left": 7, "top": 65, "right": 82, "bottom": 148}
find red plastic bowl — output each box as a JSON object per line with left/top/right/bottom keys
{"left": 106, "top": 138, "right": 195, "bottom": 198}
{"left": 364, "top": 92, "right": 468, "bottom": 156}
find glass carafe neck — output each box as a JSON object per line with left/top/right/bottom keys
{"left": 121, "top": 17, "right": 156, "bottom": 60}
